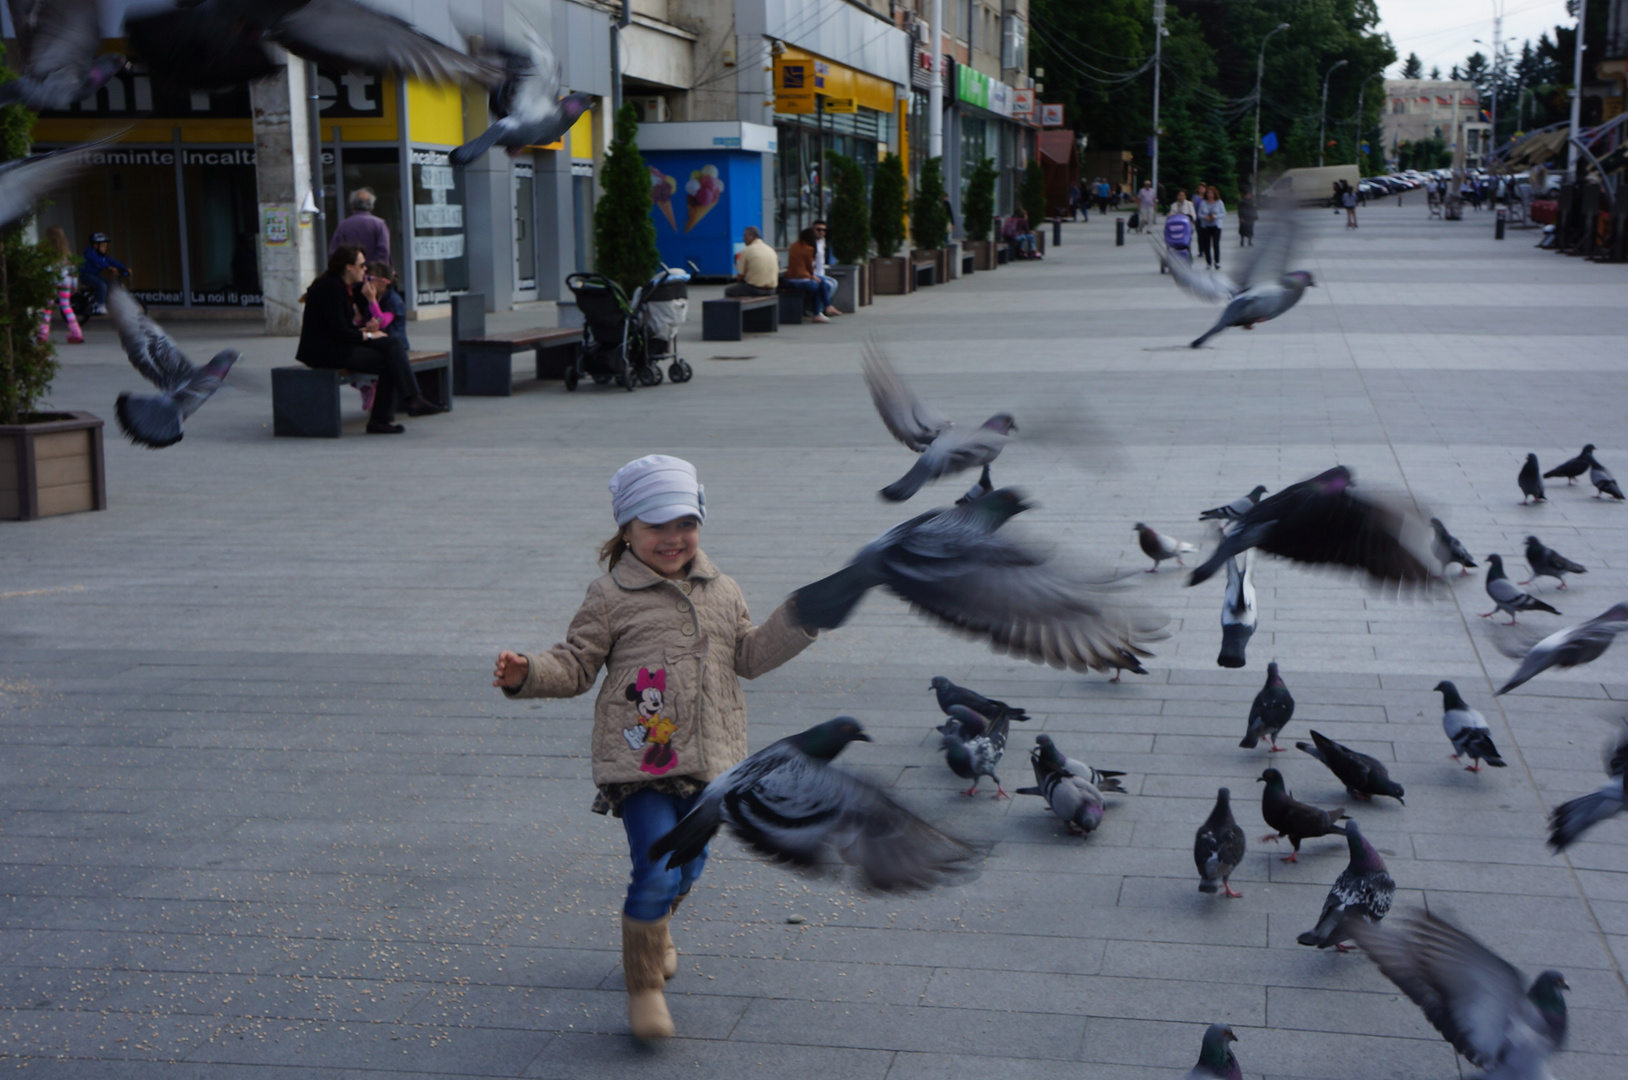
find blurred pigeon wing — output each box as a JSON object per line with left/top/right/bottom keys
{"left": 862, "top": 343, "right": 951, "bottom": 452}
{"left": 8, "top": 0, "right": 99, "bottom": 96}
{"left": 108, "top": 287, "right": 195, "bottom": 391}
{"left": 0, "top": 140, "right": 108, "bottom": 229}
{"left": 1152, "top": 238, "right": 1235, "bottom": 303}
{"left": 1259, "top": 489, "right": 1435, "bottom": 588}
{"left": 514, "top": 15, "right": 561, "bottom": 112}
{"left": 274, "top": 0, "right": 504, "bottom": 85}
{"left": 1235, "top": 211, "right": 1299, "bottom": 289}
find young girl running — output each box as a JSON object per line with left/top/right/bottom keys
{"left": 492, "top": 455, "right": 817, "bottom": 1040}
{"left": 37, "top": 226, "right": 83, "bottom": 345}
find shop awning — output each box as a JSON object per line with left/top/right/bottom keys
{"left": 1037, "top": 130, "right": 1075, "bottom": 164}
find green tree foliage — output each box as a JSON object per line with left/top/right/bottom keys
{"left": 870, "top": 152, "right": 906, "bottom": 258}
{"left": 1401, "top": 53, "right": 1422, "bottom": 79}
{"left": 911, "top": 157, "right": 949, "bottom": 251}
{"left": 0, "top": 60, "right": 60, "bottom": 425}
{"left": 822, "top": 151, "right": 870, "bottom": 264}
{"left": 593, "top": 103, "right": 659, "bottom": 299}
{"left": 963, "top": 157, "right": 997, "bottom": 243}
{"left": 1395, "top": 138, "right": 1451, "bottom": 171}
{"left": 1020, "top": 160, "right": 1047, "bottom": 226}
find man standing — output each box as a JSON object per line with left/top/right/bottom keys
{"left": 1137, "top": 181, "right": 1156, "bottom": 232}
{"left": 328, "top": 188, "right": 390, "bottom": 265}
{"left": 724, "top": 226, "right": 778, "bottom": 297}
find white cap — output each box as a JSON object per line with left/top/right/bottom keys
{"left": 608, "top": 455, "right": 705, "bottom": 526}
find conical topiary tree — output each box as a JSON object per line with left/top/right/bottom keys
{"left": 823, "top": 150, "right": 870, "bottom": 264}
{"left": 870, "top": 152, "right": 906, "bottom": 258}
{"left": 1020, "top": 159, "right": 1047, "bottom": 227}
{"left": 962, "top": 157, "right": 997, "bottom": 243}
{"left": 593, "top": 102, "right": 660, "bottom": 299}
{"left": 910, "top": 156, "right": 949, "bottom": 251}
{"left": 0, "top": 58, "right": 59, "bottom": 425}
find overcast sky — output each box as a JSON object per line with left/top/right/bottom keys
{"left": 1375, "top": 0, "right": 1574, "bottom": 77}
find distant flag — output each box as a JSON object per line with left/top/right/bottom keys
{"left": 1481, "top": 109, "right": 1491, "bottom": 121}
{"left": 1261, "top": 131, "right": 1279, "bottom": 155}
{"left": 1361, "top": 141, "right": 1370, "bottom": 154}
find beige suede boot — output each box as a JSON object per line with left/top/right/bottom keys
{"left": 622, "top": 914, "right": 675, "bottom": 1040}
{"left": 662, "top": 893, "right": 686, "bottom": 979}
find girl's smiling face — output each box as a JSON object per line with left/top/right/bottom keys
{"left": 626, "top": 517, "right": 700, "bottom": 578}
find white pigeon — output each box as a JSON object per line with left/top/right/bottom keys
{"left": 1217, "top": 550, "right": 1257, "bottom": 668}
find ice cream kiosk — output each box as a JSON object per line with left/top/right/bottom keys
{"left": 637, "top": 122, "right": 775, "bottom": 277}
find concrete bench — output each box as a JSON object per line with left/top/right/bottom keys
{"left": 702, "top": 296, "right": 778, "bottom": 341}
{"left": 450, "top": 294, "right": 582, "bottom": 396}
{"left": 911, "top": 253, "right": 937, "bottom": 288}
{"left": 272, "top": 350, "right": 450, "bottom": 438}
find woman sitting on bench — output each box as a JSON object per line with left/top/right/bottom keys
{"left": 784, "top": 226, "right": 840, "bottom": 323}
{"left": 297, "top": 245, "right": 443, "bottom": 435}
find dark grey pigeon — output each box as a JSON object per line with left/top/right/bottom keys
{"left": 109, "top": 287, "right": 240, "bottom": 448}
{"left": 1183, "top": 1023, "right": 1242, "bottom": 1080}
{"left": 450, "top": 17, "right": 592, "bottom": 166}
{"left": 1016, "top": 736, "right": 1107, "bottom": 835}
{"left": 1186, "top": 467, "right": 1435, "bottom": 592}
{"left": 862, "top": 346, "right": 1016, "bottom": 502}
{"left": 1521, "top": 535, "right": 1585, "bottom": 590}
{"left": 1518, "top": 453, "right": 1545, "bottom": 504}
{"left": 1548, "top": 721, "right": 1628, "bottom": 851}
{"left": 648, "top": 717, "right": 978, "bottom": 891}
{"left": 928, "top": 675, "right": 1029, "bottom": 725}
{"left": 0, "top": 0, "right": 124, "bottom": 111}
{"left": 1194, "top": 788, "right": 1247, "bottom": 897}
{"left": 1482, "top": 554, "right": 1560, "bottom": 625}
{"left": 1429, "top": 517, "right": 1477, "bottom": 576}
{"left": 1497, "top": 602, "right": 1628, "bottom": 694}
{"left": 1217, "top": 551, "right": 1256, "bottom": 669}
{"left": 1258, "top": 767, "right": 1346, "bottom": 863}
{"left": 1134, "top": 522, "right": 1195, "bottom": 572}
{"left": 1544, "top": 444, "right": 1596, "bottom": 485}
{"left": 1200, "top": 485, "right": 1268, "bottom": 522}
{"left": 1030, "top": 733, "right": 1126, "bottom": 794}
{"left": 1352, "top": 911, "right": 1568, "bottom": 1080}
{"left": 1296, "top": 818, "right": 1394, "bottom": 950}
{"left": 1433, "top": 680, "right": 1506, "bottom": 772}
{"left": 1182, "top": 213, "right": 1315, "bottom": 348}
{"left": 1240, "top": 661, "right": 1294, "bottom": 751}
{"left": 936, "top": 705, "right": 1009, "bottom": 798}
{"left": 792, "top": 488, "right": 1168, "bottom": 674}
{"left": 0, "top": 137, "right": 111, "bottom": 231}
{"left": 1588, "top": 455, "right": 1624, "bottom": 500}
{"left": 1107, "top": 645, "right": 1149, "bottom": 683}
{"left": 1296, "top": 730, "right": 1405, "bottom": 804}
{"left": 954, "top": 464, "right": 993, "bottom": 506}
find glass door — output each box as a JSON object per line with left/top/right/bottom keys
{"left": 513, "top": 162, "right": 537, "bottom": 297}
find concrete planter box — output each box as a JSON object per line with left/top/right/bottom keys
{"left": 872, "top": 256, "right": 911, "bottom": 295}
{"left": 969, "top": 240, "right": 997, "bottom": 270}
{"left": 0, "top": 411, "right": 107, "bottom": 521}
{"left": 829, "top": 264, "right": 862, "bottom": 313}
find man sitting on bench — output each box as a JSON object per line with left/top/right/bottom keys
{"left": 724, "top": 226, "right": 778, "bottom": 298}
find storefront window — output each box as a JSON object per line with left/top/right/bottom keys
{"left": 411, "top": 149, "right": 468, "bottom": 305}
{"left": 772, "top": 106, "right": 889, "bottom": 249}
{"left": 182, "top": 149, "right": 260, "bottom": 306}
{"left": 959, "top": 116, "right": 987, "bottom": 197}
{"left": 35, "top": 148, "right": 183, "bottom": 305}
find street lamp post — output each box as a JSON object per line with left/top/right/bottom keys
{"left": 1567, "top": 0, "right": 1586, "bottom": 179}
{"left": 1319, "top": 59, "right": 1349, "bottom": 167}
{"left": 1356, "top": 71, "right": 1384, "bottom": 171}
{"left": 1151, "top": 0, "right": 1165, "bottom": 221}
{"left": 1252, "top": 22, "right": 1290, "bottom": 197}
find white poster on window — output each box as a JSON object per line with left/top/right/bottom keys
{"left": 414, "top": 233, "right": 465, "bottom": 261}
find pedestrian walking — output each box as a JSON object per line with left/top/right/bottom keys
{"left": 1096, "top": 177, "right": 1111, "bottom": 215}
{"left": 1067, "top": 183, "right": 1081, "bottom": 221}
{"left": 1196, "top": 184, "right": 1225, "bottom": 269}
{"left": 1237, "top": 191, "right": 1257, "bottom": 247}
{"left": 37, "top": 225, "right": 83, "bottom": 344}
{"left": 1342, "top": 182, "right": 1358, "bottom": 229}
{"left": 1171, "top": 188, "right": 1196, "bottom": 220}
{"left": 328, "top": 187, "right": 391, "bottom": 265}
{"left": 492, "top": 455, "right": 819, "bottom": 1041}
{"left": 1137, "top": 181, "right": 1156, "bottom": 232}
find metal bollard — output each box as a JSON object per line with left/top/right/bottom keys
{"left": 1115, "top": 218, "right": 1125, "bottom": 246}
{"left": 1052, "top": 218, "right": 1062, "bottom": 247}
{"left": 1495, "top": 207, "right": 1506, "bottom": 240}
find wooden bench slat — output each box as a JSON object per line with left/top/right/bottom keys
{"left": 457, "top": 328, "right": 582, "bottom": 347}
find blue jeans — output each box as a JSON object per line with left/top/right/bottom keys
{"left": 619, "top": 787, "right": 709, "bottom": 920}
{"left": 79, "top": 273, "right": 108, "bottom": 308}
{"left": 786, "top": 275, "right": 836, "bottom": 311}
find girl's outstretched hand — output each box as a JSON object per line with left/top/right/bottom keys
{"left": 493, "top": 651, "right": 529, "bottom": 689}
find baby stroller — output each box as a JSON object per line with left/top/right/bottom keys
{"left": 1159, "top": 213, "right": 1193, "bottom": 274}
{"left": 638, "top": 269, "right": 693, "bottom": 384}
{"left": 563, "top": 270, "right": 693, "bottom": 391}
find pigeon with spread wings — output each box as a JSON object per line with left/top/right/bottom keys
{"left": 450, "top": 16, "right": 592, "bottom": 165}
{"left": 108, "top": 287, "right": 240, "bottom": 448}
{"left": 1495, "top": 602, "right": 1628, "bottom": 694}
{"left": 1548, "top": 721, "right": 1628, "bottom": 851}
{"left": 0, "top": 137, "right": 116, "bottom": 232}
{"left": 1162, "top": 213, "right": 1315, "bottom": 348}
{"left": 861, "top": 346, "right": 1015, "bottom": 502}
{"left": 0, "top": 0, "right": 125, "bottom": 111}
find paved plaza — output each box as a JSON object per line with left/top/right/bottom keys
{"left": 4, "top": 193, "right": 1628, "bottom": 1078}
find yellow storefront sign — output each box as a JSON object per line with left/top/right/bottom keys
{"left": 774, "top": 48, "right": 895, "bottom": 116}
{"left": 823, "top": 97, "right": 857, "bottom": 113}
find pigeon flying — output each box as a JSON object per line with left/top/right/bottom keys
{"left": 1183, "top": 1023, "right": 1242, "bottom": 1080}
{"left": 1194, "top": 787, "right": 1247, "bottom": 897}
{"left": 936, "top": 705, "right": 1009, "bottom": 798}
{"left": 928, "top": 675, "right": 1029, "bottom": 724}
{"left": 1521, "top": 536, "right": 1585, "bottom": 590}
{"left": 1015, "top": 736, "right": 1108, "bottom": 835}
{"left": 648, "top": 717, "right": 978, "bottom": 891}
{"left": 1296, "top": 818, "right": 1394, "bottom": 950}
{"left": 1258, "top": 768, "right": 1346, "bottom": 863}
{"left": 792, "top": 488, "right": 1167, "bottom": 674}
{"left": 1482, "top": 554, "right": 1560, "bottom": 625}
{"left": 1497, "top": 602, "right": 1628, "bottom": 694}
{"left": 1162, "top": 213, "right": 1314, "bottom": 348}
{"left": 1239, "top": 661, "right": 1294, "bottom": 751}
{"left": 1588, "top": 455, "right": 1624, "bottom": 500}
{"left": 450, "top": 17, "right": 592, "bottom": 165}
{"left": 1548, "top": 722, "right": 1628, "bottom": 851}
{"left": 1217, "top": 552, "right": 1257, "bottom": 669}
{"left": 0, "top": 137, "right": 114, "bottom": 233}
{"left": 1296, "top": 730, "right": 1405, "bottom": 804}
{"left": 1031, "top": 733, "right": 1126, "bottom": 794}
{"left": 1543, "top": 444, "right": 1595, "bottom": 485}
{"left": 1429, "top": 517, "right": 1477, "bottom": 577}
{"left": 1134, "top": 522, "right": 1195, "bottom": 572}
{"left": 861, "top": 346, "right": 1015, "bottom": 502}
{"left": 108, "top": 287, "right": 240, "bottom": 448}
{"left": 1200, "top": 485, "right": 1269, "bottom": 523}
{"left": 1518, "top": 453, "right": 1545, "bottom": 504}
{"left": 1433, "top": 680, "right": 1506, "bottom": 772}
{"left": 1352, "top": 911, "right": 1568, "bottom": 1079}
{"left": 0, "top": 0, "right": 125, "bottom": 111}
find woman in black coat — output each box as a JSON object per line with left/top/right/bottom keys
{"left": 297, "top": 245, "right": 441, "bottom": 434}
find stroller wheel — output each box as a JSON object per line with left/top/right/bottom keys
{"left": 668, "top": 359, "right": 692, "bottom": 383}
{"left": 563, "top": 366, "right": 579, "bottom": 391}
{"left": 638, "top": 364, "right": 663, "bottom": 387}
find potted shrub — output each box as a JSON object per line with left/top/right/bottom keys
{"left": 0, "top": 83, "right": 106, "bottom": 521}
{"left": 593, "top": 102, "right": 660, "bottom": 300}
{"left": 1021, "top": 159, "right": 1048, "bottom": 256}
{"left": 963, "top": 156, "right": 997, "bottom": 270}
{"left": 823, "top": 150, "right": 870, "bottom": 311}
{"left": 869, "top": 152, "right": 909, "bottom": 294}
{"left": 911, "top": 156, "right": 952, "bottom": 283}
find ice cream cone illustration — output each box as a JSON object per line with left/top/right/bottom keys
{"left": 684, "top": 164, "right": 724, "bottom": 232}
{"left": 650, "top": 166, "right": 677, "bottom": 231}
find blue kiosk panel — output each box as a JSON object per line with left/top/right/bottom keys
{"left": 645, "top": 151, "right": 762, "bottom": 277}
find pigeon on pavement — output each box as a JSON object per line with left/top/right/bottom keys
{"left": 1482, "top": 554, "right": 1560, "bottom": 625}
{"left": 1217, "top": 551, "right": 1257, "bottom": 669}
{"left": 936, "top": 705, "right": 1009, "bottom": 798}
{"left": 1296, "top": 730, "right": 1405, "bottom": 804}
{"left": 0, "top": 0, "right": 125, "bottom": 111}
{"left": 1588, "top": 455, "right": 1624, "bottom": 500}
{"left": 1352, "top": 911, "right": 1568, "bottom": 1079}
{"left": 450, "top": 17, "right": 592, "bottom": 165}
{"left": 1521, "top": 536, "right": 1585, "bottom": 590}
{"left": 1258, "top": 768, "right": 1346, "bottom": 863}
{"left": 1185, "top": 467, "right": 1435, "bottom": 592}
{"left": 1296, "top": 818, "right": 1394, "bottom": 950}
{"left": 1107, "top": 645, "right": 1149, "bottom": 683}
{"left": 1496, "top": 602, "right": 1628, "bottom": 694}
{"left": 1544, "top": 444, "right": 1596, "bottom": 485}
{"left": 1429, "top": 518, "right": 1478, "bottom": 577}
{"left": 1518, "top": 453, "right": 1546, "bottom": 504}
{"left": 1433, "top": 680, "right": 1506, "bottom": 772}
{"left": 1134, "top": 522, "right": 1195, "bottom": 572}
{"left": 861, "top": 346, "right": 1015, "bottom": 502}
{"left": 1194, "top": 787, "right": 1247, "bottom": 897}
{"left": 108, "top": 287, "right": 240, "bottom": 448}
{"left": 648, "top": 717, "right": 978, "bottom": 891}
{"left": 1240, "top": 661, "right": 1294, "bottom": 751}
{"left": 1548, "top": 721, "right": 1628, "bottom": 851}
{"left": 1031, "top": 733, "right": 1126, "bottom": 793}
{"left": 928, "top": 675, "right": 1029, "bottom": 725}
{"left": 1200, "top": 485, "right": 1269, "bottom": 523}
{"left": 1015, "top": 738, "right": 1107, "bottom": 836}
{"left": 1183, "top": 1023, "right": 1242, "bottom": 1080}
{"left": 792, "top": 488, "right": 1168, "bottom": 674}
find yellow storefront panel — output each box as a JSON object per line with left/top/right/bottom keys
{"left": 407, "top": 78, "right": 464, "bottom": 145}
{"left": 776, "top": 48, "right": 896, "bottom": 116}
